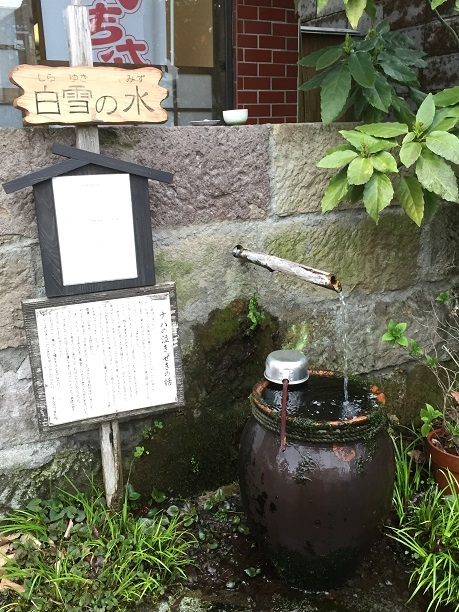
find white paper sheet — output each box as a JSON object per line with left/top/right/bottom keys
{"left": 35, "top": 293, "right": 177, "bottom": 426}
{"left": 53, "top": 174, "right": 138, "bottom": 286}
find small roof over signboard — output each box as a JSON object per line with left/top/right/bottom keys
{"left": 3, "top": 143, "right": 173, "bottom": 194}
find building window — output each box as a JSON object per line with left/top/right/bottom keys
{"left": 0, "top": 0, "right": 34, "bottom": 127}
{"left": 0, "top": 0, "right": 232, "bottom": 127}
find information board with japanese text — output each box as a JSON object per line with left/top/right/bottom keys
{"left": 23, "top": 285, "right": 184, "bottom": 431}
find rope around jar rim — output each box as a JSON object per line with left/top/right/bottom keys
{"left": 250, "top": 378, "right": 388, "bottom": 444}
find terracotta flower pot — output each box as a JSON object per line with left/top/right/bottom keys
{"left": 426, "top": 429, "right": 459, "bottom": 494}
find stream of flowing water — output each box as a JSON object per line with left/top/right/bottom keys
{"left": 339, "top": 292, "right": 350, "bottom": 409}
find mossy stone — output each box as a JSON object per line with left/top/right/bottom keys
{"left": 130, "top": 299, "right": 279, "bottom": 498}
{"left": 264, "top": 214, "right": 421, "bottom": 292}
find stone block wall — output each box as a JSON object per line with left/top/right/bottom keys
{"left": 1, "top": 123, "right": 458, "bottom": 511}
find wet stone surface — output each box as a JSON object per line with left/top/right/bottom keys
{"left": 142, "top": 485, "right": 429, "bottom": 612}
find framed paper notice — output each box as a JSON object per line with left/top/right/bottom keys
{"left": 22, "top": 284, "right": 184, "bottom": 431}
{"left": 53, "top": 174, "right": 138, "bottom": 286}
{"left": 31, "top": 164, "right": 156, "bottom": 298}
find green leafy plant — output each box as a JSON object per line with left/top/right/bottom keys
{"left": 420, "top": 404, "right": 443, "bottom": 437}
{"left": 299, "top": 21, "right": 427, "bottom": 125}
{"left": 298, "top": 0, "right": 459, "bottom": 225}
{"left": 141, "top": 420, "right": 164, "bottom": 440}
{"left": 389, "top": 470, "right": 459, "bottom": 611}
{"left": 247, "top": 293, "right": 266, "bottom": 331}
{"left": 382, "top": 319, "right": 408, "bottom": 347}
{"left": 317, "top": 90, "right": 459, "bottom": 224}
{"left": 382, "top": 292, "right": 459, "bottom": 452}
{"left": 392, "top": 433, "right": 426, "bottom": 524}
{"left": 0, "top": 480, "right": 193, "bottom": 611}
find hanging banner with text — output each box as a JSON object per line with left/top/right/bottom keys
{"left": 9, "top": 65, "right": 168, "bottom": 125}
{"left": 22, "top": 284, "right": 184, "bottom": 431}
{"left": 40, "top": 0, "right": 167, "bottom": 66}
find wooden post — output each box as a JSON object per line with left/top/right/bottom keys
{"left": 67, "top": 0, "right": 99, "bottom": 153}
{"left": 66, "top": 0, "right": 123, "bottom": 509}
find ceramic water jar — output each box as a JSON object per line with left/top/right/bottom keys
{"left": 238, "top": 373, "right": 395, "bottom": 590}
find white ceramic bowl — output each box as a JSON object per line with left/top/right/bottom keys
{"left": 223, "top": 109, "right": 248, "bottom": 125}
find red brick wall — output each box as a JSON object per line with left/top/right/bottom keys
{"left": 234, "top": 0, "right": 299, "bottom": 124}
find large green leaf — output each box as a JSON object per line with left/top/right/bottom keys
{"left": 393, "top": 49, "right": 427, "bottom": 68}
{"left": 317, "top": 149, "right": 359, "bottom": 168}
{"left": 400, "top": 141, "right": 422, "bottom": 168}
{"left": 299, "top": 69, "right": 330, "bottom": 92}
{"left": 316, "top": 47, "right": 345, "bottom": 70}
{"left": 339, "top": 129, "right": 378, "bottom": 151}
{"left": 428, "top": 107, "right": 458, "bottom": 133}
{"left": 431, "top": 117, "right": 459, "bottom": 132}
{"left": 339, "top": 129, "right": 397, "bottom": 153}
{"left": 415, "top": 93, "right": 435, "bottom": 131}
{"left": 402, "top": 132, "right": 415, "bottom": 144}
{"left": 425, "top": 131, "right": 459, "bottom": 164}
{"left": 371, "top": 151, "right": 398, "bottom": 173}
{"left": 375, "top": 19, "right": 390, "bottom": 35}
{"left": 379, "top": 59, "right": 418, "bottom": 84}
{"left": 362, "top": 106, "right": 386, "bottom": 124}
{"left": 347, "top": 157, "right": 374, "bottom": 185}
{"left": 416, "top": 150, "right": 459, "bottom": 202}
{"left": 392, "top": 95, "right": 416, "bottom": 128}
{"left": 348, "top": 51, "right": 375, "bottom": 87}
{"left": 446, "top": 106, "right": 459, "bottom": 118}
{"left": 320, "top": 64, "right": 352, "bottom": 124}
{"left": 395, "top": 176, "right": 424, "bottom": 226}
{"left": 363, "top": 173, "right": 394, "bottom": 222}
{"left": 433, "top": 86, "right": 459, "bottom": 107}
{"left": 363, "top": 73, "right": 392, "bottom": 112}
{"left": 345, "top": 0, "right": 367, "bottom": 29}
{"left": 354, "top": 37, "right": 378, "bottom": 53}
{"left": 366, "top": 139, "right": 398, "bottom": 153}
{"left": 423, "top": 190, "right": 440, "bottom": 221}
{"left": 356, "top": 122, "right": 408, "bottom": 137}
{"left": 326, "top": 143, "right": 357, "bottom": 155}
{"left": 298, "top": 46, "right": 341, "bottom": 68}
{"left": 321, "top": 168, "right": 349, "bottom": 213}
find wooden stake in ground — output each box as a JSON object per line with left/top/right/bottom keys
{"left": 66, "top": 0, "right": 123, "bottom": 510}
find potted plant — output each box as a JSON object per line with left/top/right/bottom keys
{"left": 383, "top": 296, "right": 459, "bottom": 492}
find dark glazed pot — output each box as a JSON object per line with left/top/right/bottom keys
{"left": 239, "top": 377, "right": 395, "bottom": 591}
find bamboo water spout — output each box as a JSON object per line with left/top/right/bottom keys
{"left": 232, "top": 245, "right": 342, "bottom": 293}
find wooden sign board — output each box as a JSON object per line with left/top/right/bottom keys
{"left": 10, "top": 64, "right": 168, "bottom": 125}
{"left": 2, "top": 145, "right": 174, "bottom": 298}
{"left": 23, "top": 284, "right": 184, "bottom": 432}
{"left": 32, "top": 167, "right": 156, "bottom": 297}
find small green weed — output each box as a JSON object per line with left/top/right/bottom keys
{"left": 142, "top": 420, "right": 164, "bottom": 440}
{"left": 247, "top": 293, "right": 266, "bottom": 331}
{"left": 0, "top": 480, "right": 193, "bottom": 611}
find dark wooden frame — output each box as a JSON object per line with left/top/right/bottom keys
{"left": 23, "top": 283, "right": 185, "bottom": 434}
{"left": 3, "top": 144, "right": 173, "bottom": 297}
{"left": 35, "top": 167, "right": 154, "bottom": 297}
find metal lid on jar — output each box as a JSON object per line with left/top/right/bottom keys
{"left": 264, "top": 350, "right": 309, "bottom": 385}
